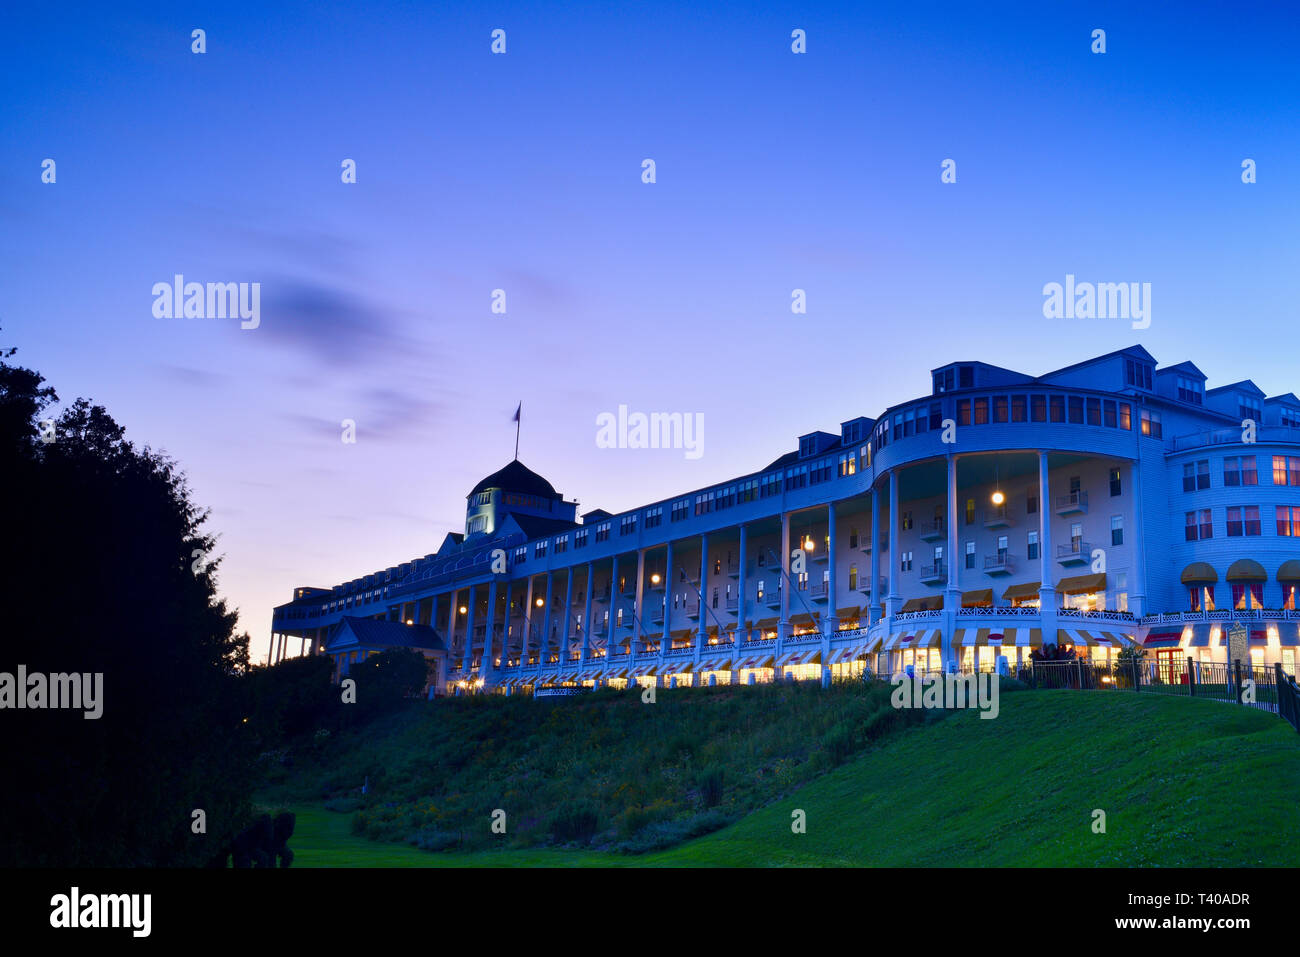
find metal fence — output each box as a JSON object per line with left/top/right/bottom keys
{"left": 1024, "top": 657, "right": 1287, "bottom": 718}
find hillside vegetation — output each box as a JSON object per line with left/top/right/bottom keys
{"left": 279, "top": 690, "right": 1300, "bottom": 867}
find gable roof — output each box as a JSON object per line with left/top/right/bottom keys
{"left": 330, "top": 616, "right": 446, "bottom": 652}
{"left": 1206, "top": 379, "right": 1266, "bottom": 398}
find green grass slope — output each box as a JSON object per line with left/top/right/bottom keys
{"left": 288, "top": 690, "right": 1300, "bottom": 867}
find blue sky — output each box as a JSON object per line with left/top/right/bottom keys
{"left": 2, "top": 1, "right": 1297, "bottom": 662}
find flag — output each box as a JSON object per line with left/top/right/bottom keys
{"left": 512, "top": 402, "right": 521, "bottom": 423}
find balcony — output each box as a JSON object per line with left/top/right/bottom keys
{"left": 919, "top": 563, "right": 945, "bottom": 585}
{"left": 1056, "top": 541, "right": 1092, "bottom": 566}
{"left": 760, "top": 591, "right": 781, "bottom": 609}
{"left": 984, "top": 552, "right": 1014, "bottom": 576}
{"left": 725, "top": 597, "right": 739, "bottom": 613}
{"left": 808, "top": 580, "right": 829, "bottom": 601}
{"left": 918, "top": 519, "right": 946, "bottom": 542}
{"left": 983, "top": 506, "right": 1013, "bottom": 529}
{"left": 686, "top": 601, "right": 701, "bottom": 619}
{"left": 1056, "top": 490, "right": 1088, "bottom": 515}
{"left": 726, "top": 560, "right": 740, "bottom": 578}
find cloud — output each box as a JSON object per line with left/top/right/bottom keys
{"left": 256, "top": 278, "right": 401, "bottom": 368}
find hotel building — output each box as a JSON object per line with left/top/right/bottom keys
{"left": 270, "top": 345, "right": 1300, "bottom": 692}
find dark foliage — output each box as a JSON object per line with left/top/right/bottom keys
{"left": 0, "top": 337, "right": 255, "bottom": 866}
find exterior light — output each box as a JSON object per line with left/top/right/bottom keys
{"left": 651, "top": 573, "right": 661, "bottom": 585}
{"left": 991, "top": 490, "right": 1005, "bottom": 506}
{"left": 804, "top": 535, "right": 815, "bottom": 552}
{"left": 535, "top": 597, "right": 544, "bottom": 607}
{"left": 459, "top": 605, "right": 467, "bottom": 614}
{"left": 405, "top": 619, "right": 413, "bottom": 625}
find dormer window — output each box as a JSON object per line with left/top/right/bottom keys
{"left": 1239, "top": 397, "right": 1261, "bottom": 421}
{"left": 1176, "top": 376, "right": 1203, "bottom": 404}
{"left": 799, "top": 436, "right": 816, "bottom": 458}
{"left": 1124, "top": 358, "right": 1153, "bottom": 391}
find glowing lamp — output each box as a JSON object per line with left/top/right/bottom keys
{"left": 804, "top": 536, "right": 815, "bottom": 552}
{"left": 459, "top": 605, "right": 467, "bottom": 614}
{"left": 991, "top": 490, "right": 1005, "bottom": 506}
{"left": 651, "top": 573, "right": 662, "bottom": 585}
{"left": 535, "top": 597, "right": 544, "bottom": 607}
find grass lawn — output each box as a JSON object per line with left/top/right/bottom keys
{"left": 288, "top": 690, "right": 1300, "bottom": 867}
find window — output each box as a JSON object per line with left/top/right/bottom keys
{"left": 534, "top": 541, "right": 548, "bottom": 558}
{"left": 554, "top": 535, "right": 568, "bottom": 554}
{"left": 902, "top": 510, "right": 913, "bottom": 531}
{"left": 959, "top": 366, "right": 974, "bottom": 389}
{"left": 1176, "top": 376, "right": 1203, "bottom": 404}
{"left": 644, "top": 506, "right": 662, "bottom": 529}
{"left": 1140, "top": 409, "right": 1162, "bottom": 438}
{"left": 809, "top": 459, "right": 833, "bottom": 484}
{"left": 957, "top": 399, "right": 971, "bottom": 426}
{"left": 1124, "top": 358, "right": 1152, "bottom": 390}
{"left": 1277, "top": 506, "right": 1300, "bottom": 537}
{"left": 671, "top": 499, "right": 689, "bottom": 522}
{"left": 1068, "top": 396, "right": 1084, "bottom": 424}
{"left": 965, "top": 499, "right": 975, "bottom": 525}
{"left": 964, "top": 541, "right": 975, "bottom": 569}
{"left": 1049, "top": 395, "right": 1065, "bottom": 422}
{"left": 595, "top": 522, "right": 610, "bottom": 543}
{"left": 849, "top": 564, "right": 858, "bottom": 590}
{"left": 1240, "top": 397, "right": 1261, "bottom": 422}
{"left": 1119, "top": 403, "right": 1132, "bottom": 430}
{"left": 761, "top": 472, "right": 782, "bottom": 497}
{"left": 513, "top": 546, "right": 527, "bottom": 564}
{"left": 1109, "top": 467, "right": 1121, "bottom": 497}
{"left": 620, "top": 515, "right": 638, "bottom": 535}
{"left": 738, "top": 480, "right": 758, "bottom": 504}
{"left": 1223, "top": 456, "right": 1258, "bottom": 486}
{"left": 995, "top": 535, "right": 1008, "bottom": 560}
{"left": 1184, "top": 509, "right": 1212, "bottom": 541}
{"left": 1231, "top": 583, "right": 1264, "bottom": 610}
{"left": 1069, "top": 522, "right": 1083, "bottom": 549}
{"left": 1027, "top": 531, "right": 1039, "bottom": 560}
{"left": 992, "top": 396, "right": 1008, "bottom": 423}
{"left": 1086, "top": 397, "right": 1101, "bottom": 426}
{"left": 1273, "top": 456, "right": 1300, "bottom": 486}
{"left": 784, "top": 466, "right": 807, "bottom": 491}
{"left": 934, "top": 369, "right": 955, "bottom": 394}
{"left": 900, "top": 551, "right": 913, "bottom": 572}
{"left": 1011, "top": 395, "right": 1027, "bottom": 422}
{"left": 849, "top": 527, "right": 859, "bottom": 548}
{"left": 1027, "top": 490, "right": 1038, "bottom": 514}
{"left": 716, "top": 486, "right": 736, "bottom": 509}
{"left": 1282, "top": 408, "right": 1300, "bottom": 428}
{"left": 575, "top": 529, "right": 588, "bottom": 548}
{"left": 839, "top": 453, "right": 856, "bottom": 477}
{"left": 1103, "top": 400, "right": 1117, "bottom": 428}
{"left": 1110, "top": 515, "right": 1123, "bottom": 546}
{"left": 1030, "top": 394, "right": 1047, "bottom": 422}
{"left": 973, "top": 397, "right": 989, "bottom": 425}
{"left": 1227, "top": 506, "right": 1261, "bottom": 536}
{"left": 1183, "top": 460, "right": 1210, "bottom": 492}
{"left": 695, "top": 492, "right": 714, "bottom": 515}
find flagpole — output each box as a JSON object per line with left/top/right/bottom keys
{"left": 514, "top": 403, "right": 521, "bottom": 460}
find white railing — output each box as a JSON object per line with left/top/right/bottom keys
{"left": 1057, "top": 608, "right": 1135, "bottom": 622}
{"left": 895, "top": 609, "right": 942, "bottom": 622}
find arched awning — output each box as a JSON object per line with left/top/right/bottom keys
{"left": 1226, "top": 559, "right": 1267, "bottom": 582}
{"left": 961, "top": 588, "right": 993, "bottom": 608}
{"left": 1180, "top": 562, "right": 1218, "bottom": 584}
{"left": 1277, "top": 560, "right": 1300, "bottom": 582}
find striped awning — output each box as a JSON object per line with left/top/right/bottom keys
{"left": 696, "top": 655, "right": 733, "bottom": 672}
{"left": 828, "top": 635, "right": 877, "bottom": 664}
{"left": 660, "top": 659, "right": 695, "bottom": 675}
{"left": 1057, "top": 628, "right": 1134, "bottom": 649}
{"left": 1142, "top": 630, "right": 1183, "bottom": 648}
{"left": 776, "top": 648, "right": 823, "bottom": 667}
{"left": 900, "top": 595, "right": 943, "bottom": 613}
{"left": 737, "top": 653, "right": 776, "bottom": 670}
{"left": 884, "top": 628, "right": 942, "bottom": 650}
{"left": 951, "top": 627, "right": 1044, "bottom": 647}
{"left": 604, "top": 662, "right": 631, "bottom": 679}
{"left": 629, "top": 663, "right": 659, "bottom": 678}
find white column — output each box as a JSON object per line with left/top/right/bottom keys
{"left": 887, "top": 470, "right": 900, "bottom": 617}
{"left": 662, "top": 540, "right": 674, "bottom": 650}
{"left": 561, "top": 567, "right": 575, "bottom": 672}
{"left": 1129, "top": 458, "right": 1146, "bottom": 618}
{"left": 737, "top": 524, "right": 749, "bottom": 645}
{"left": 1038, "top": 451, "right": 1059, "bottom": 646}
{"left": 869, "top": 487, "right": 882, "bottom": 622}
{"left": 541, "top": 572, "right": 554, "bottom": 662}
{"left": 826, "top": 502, "right": 838, "bottom": 635}
{"left": 697, "top": 534, "right": 709, "bottom": 656}
{"left": 461, "top": 585, "right": 476, "bottom": 673}
{"left": 779, "top": 513, "right": 791, "bottom": 645}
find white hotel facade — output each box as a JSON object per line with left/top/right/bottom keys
{"left": 270, "top": 345, "right": 1300, "bottom": 692}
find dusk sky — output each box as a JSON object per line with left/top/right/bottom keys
{"left": 3, "top": 2, "right": 1297, "bottom": 663}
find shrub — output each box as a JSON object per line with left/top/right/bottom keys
{"left": 697, "top": 767, "right": 725, "bottom": 808}
{"left": 549, "top": 801, "right": 601, "bottom": 843}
